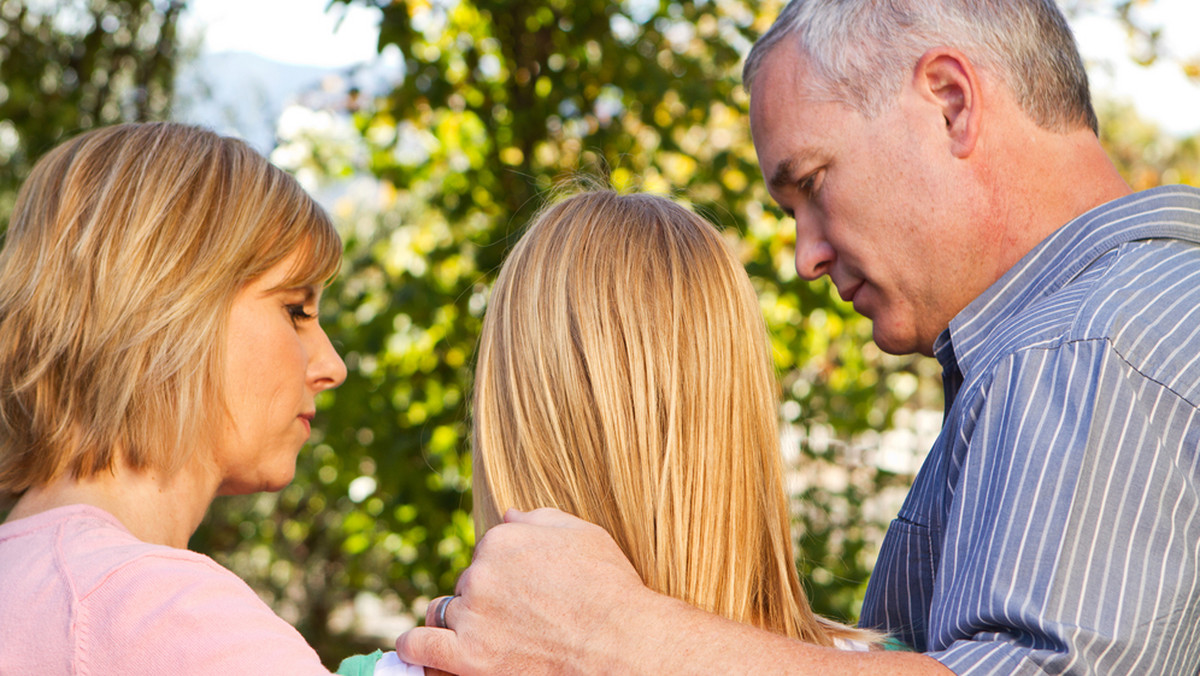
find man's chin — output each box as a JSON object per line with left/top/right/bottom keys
{"left": 871, "top": 325, "right": 933, "bottom": 357}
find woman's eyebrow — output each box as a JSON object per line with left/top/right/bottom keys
{"left": 271, "top": 285, "right": 317, "bottom": 301}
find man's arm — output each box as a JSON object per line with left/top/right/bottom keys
{"left": 396, "top": 508, "right": 950, "bottom": 675}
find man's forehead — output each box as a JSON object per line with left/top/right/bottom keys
{"left": 750, "top": 41, "right": 824, "bottom": 98}
{"left": 749, "top": 52, "right": 849, "bottom": 144}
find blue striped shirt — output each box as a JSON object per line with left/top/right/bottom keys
{"left": 859, "top": 185, "right": 1200, "bottom": 674}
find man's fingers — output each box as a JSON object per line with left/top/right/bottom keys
{"left": 396, "top": 626, "right": 462, "bottom": 675}
{"left": 424, "top": 595, "right": 459, "bottom": 629}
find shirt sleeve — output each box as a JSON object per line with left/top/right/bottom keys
{"left": 927, "top": 339, "right": 1200, "bottom": 674}
{"left": 75, "top": 549, "right": 335, "bottom": 675}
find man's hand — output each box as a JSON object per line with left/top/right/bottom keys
{"left": 395, "top": 508, "right": 653, "bottom": 674}
{"left": 395, "top": 507, "right": 951, "bottom": 675}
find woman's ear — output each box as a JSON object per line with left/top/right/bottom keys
{"left": 913, "top": 48, "right": 982, "bottom": 159}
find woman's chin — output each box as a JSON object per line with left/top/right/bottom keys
{"left": 216, "top": 469, "right": 297, "bottom": 496}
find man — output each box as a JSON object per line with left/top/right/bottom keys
{"left": 398, "top": 0, "right": 1200, "bottom": 673}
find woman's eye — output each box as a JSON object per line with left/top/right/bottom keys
{"left": 287, "top": 305, "right": 316, "bottom": 323}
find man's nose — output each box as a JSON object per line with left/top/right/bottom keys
{"left": 793, "top": 215, "right": 836, "bottom": 280}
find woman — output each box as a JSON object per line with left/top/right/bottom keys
{"left": 0, "top": 122, "right": 353, "bottom": 673}
{"left": 467, "top": 190, "right": 878, "bottom": 648}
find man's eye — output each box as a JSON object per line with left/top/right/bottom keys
{"left": 798, "top": 170, "right": 822, "bottom": 195}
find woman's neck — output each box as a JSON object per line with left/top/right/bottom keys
{"left": 6, "top": 458, "right": 220, "bottom": 548}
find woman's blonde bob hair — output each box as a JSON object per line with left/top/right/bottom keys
{"left": 473, "top": 190, "right": 870, "bottom": 646}
{"left": 0, "top": 122, "right": 341, "bottom": 499}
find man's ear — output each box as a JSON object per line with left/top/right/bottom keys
{"left": 913, "top": 48, "right": 981, "bottom": 159}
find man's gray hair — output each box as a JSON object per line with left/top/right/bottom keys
{"left": 743, "top": 0, "right": 1098, "bottom": 134}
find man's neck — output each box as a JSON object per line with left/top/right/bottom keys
{"left": 917, "top": 121, "right": 1132, "bottom": 358}
{"left": 991, "top": 126, "right": 1132, "bottom": 271}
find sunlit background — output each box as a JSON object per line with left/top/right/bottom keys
{"left": 177, "top": 0, "right": 1200, "bottom": 145}
{"left": 2, "top": 0, "right": 1198, "bottom": 666}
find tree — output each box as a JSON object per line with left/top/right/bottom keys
{"left": 0, "top": 0, "right": 1174, "bottom": 667}
{"left": 198, "top": 1, "right": 935, "bottom": 664}
{"left": 0, "top": 0, "right": 187, "bottom": 227}
{"left": 198, "top": 0, "right": 1200, "bottom": 665}
{"left": 1065, "top": 0, "right": 1200, "bottom": 78}
{"left": 1, "top": 0, "right": 1195, "bottom": 668}
{"left": 1098, "top": 97, "right": 1200, "bottom": 188}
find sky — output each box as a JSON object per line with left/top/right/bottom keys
{"left": 178, "top": 0, "right": 1200, "bottom": 137}
{"left": 1072, "top": 0, "right": 1200, "bottom": 137}
{"left": 179, "top": 0, "right": 382, "bottom": 68}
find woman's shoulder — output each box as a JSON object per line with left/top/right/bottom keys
{"left": 53, "top": 507, "right": 331, "bottom": 674}
{"left": 2, "top": 504, "right": 331, "bottom": 675}
{"left": 3, "top": 503, "right": 273, "bottom": 634}
{"left": 5, "top": 504, "right": 227, "bottom": 594}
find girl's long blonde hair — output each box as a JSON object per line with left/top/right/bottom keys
{"left": 473, "top": 190, "right": 871, "bottom": 646}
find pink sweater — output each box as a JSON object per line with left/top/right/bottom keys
{"left": 0, "top": 505, "right": 333, "bottom": 675}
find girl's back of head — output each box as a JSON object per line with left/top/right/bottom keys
{"left": 473, "top": 190, "right": 864, "bottom": 646}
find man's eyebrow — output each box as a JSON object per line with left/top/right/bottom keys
{"left": 768, "top": 152, "right": 816, "bottom": 190}
{"left": 769, "top": 157, "right": 796, "bottom": 190}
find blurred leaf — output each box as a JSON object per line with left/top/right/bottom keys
{"left": 6, "top": 0, "right": 1193, "bottom": 667}
{"left": 0, "top": 0, "right": 188, "bottom": 227}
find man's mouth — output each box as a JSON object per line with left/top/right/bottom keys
{"left": 838, "top": 281, "right": 864, "bottom": 304}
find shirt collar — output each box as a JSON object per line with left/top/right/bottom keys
{"left": 934, "top": 185, "right": 1200, "bottom": 377}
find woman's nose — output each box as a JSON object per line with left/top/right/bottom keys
{"left": 310, "top": 327, "right": 348, "bottom": 391}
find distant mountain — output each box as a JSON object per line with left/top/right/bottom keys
{"left": 174, "top": 51, "right": 401, "bottom": 154}
{"left": 173, "top": 52, "right": 328, "bottom": 153}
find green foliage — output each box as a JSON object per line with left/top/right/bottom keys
{"left": 0, "top": 0, "right": 186, "bottom": 227}
{"left": 197, "top": 1, "right": 934, "bottom": 664}
{"left": 1098, "top": 96, "right": 1200, "bottom": 188}
{"left": 202, "top": 2, "right": 1200, "bottom": 665}
{"left": 1064, "top": 0, "right": 1200, "bottom": 81}
{"left": 3, "top": 0, "right": 1197, "bottom": 668}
